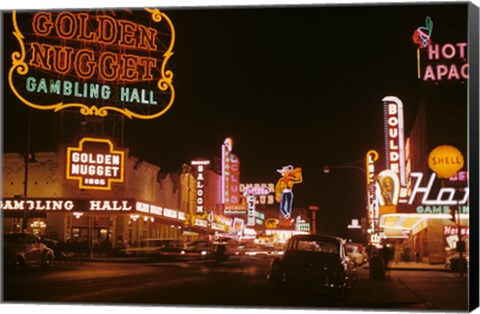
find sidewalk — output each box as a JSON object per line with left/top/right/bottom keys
{"left": 348, "top": 266, "right": 469, "bottom": 310}
{"left": 386, "top": 261, "right": 448, "bottom": 271}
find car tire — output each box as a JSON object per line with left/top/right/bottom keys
{"left": 42, "top": 254, "right": 53, "bottom": 270}
{"left": 272, "top": 279, "right": 286, "bottom": 295}
{"left": 14, "top": 256, "right": 25, "bottom": 272}
{"left": 333, "top": 288, "right": 347, "bottom": 306}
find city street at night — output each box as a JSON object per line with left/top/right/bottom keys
{"left": 1, "top": 0, "right": 478, "bottom": 312}
{"left": 2, "top": 257, "right": 468, "bottom": 311}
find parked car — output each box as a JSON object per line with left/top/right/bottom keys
{"left": 267, "top": 234, "right": 357, "bottom": 302}
{"left": 346, "top": 243, "right": 365, "bottom": 266}
{"left": 4, "top": 233, "right": 55, "bottom": 271}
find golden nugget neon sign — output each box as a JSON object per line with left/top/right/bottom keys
{"left": 66, "top": 137, "right": 125, "bottom": 190}
{"left": 9, "top": 9, "right": 175, "bottom": 119}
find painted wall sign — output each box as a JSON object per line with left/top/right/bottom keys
{"left": 9, "top": 9, "right": 175, "bottom": 119}
{"left": 428, "top": 145, "right": 464, "bottom": 179}
{"left": 66, "top": 137, "right": 124, "bottom": 190}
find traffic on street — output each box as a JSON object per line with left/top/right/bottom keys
{"left": 2, "top": 254, "right": 468, "bottom": 310}
{"left": 1, "top": 2, "right": 476, "bottom": 313}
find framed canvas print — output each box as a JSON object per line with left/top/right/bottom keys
{"left": 1, "top": 1, "right": 479, "bottom": 314}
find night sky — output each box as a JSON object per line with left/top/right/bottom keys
{"left": 1, "top": 2, "right": 470, "bottom": 239}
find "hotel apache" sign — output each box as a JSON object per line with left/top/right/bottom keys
{"left": 8, "top": 9, "right": 175, "bottom": 119}
{"left": 66, "top": 137, "right": 125, "bottom": 190}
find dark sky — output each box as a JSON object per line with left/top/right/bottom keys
{"left": 1, "top": 3, "right": 470, "bottom": 238}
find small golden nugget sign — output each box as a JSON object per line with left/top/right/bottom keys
{"left": 67, "top": 138, "right": 125, "bottom": 190}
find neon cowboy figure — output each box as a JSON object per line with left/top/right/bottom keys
{"left": 275, "top": 165, "right": 303, "bottom": 219}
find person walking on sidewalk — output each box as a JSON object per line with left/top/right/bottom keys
{"left": 380, "top": 245, "right": 393, "bottom": 278}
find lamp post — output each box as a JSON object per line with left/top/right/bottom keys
{"left": 323, "top": 150, "right": 379, "bottom": 246}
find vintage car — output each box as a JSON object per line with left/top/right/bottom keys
{"left": 181, "top": 240, "right": 229, "bottom": 262}
{"left": 124, "top": 238, "right": 185, "bottom": 259}
{"left": 4, "top": 232, "right": 55, "bottom": 271}
{"left": 346, "top": 243, "right": 366, "bottom": 266}
{"left": 267, "top": 234, "right": 357, "bottom": 301}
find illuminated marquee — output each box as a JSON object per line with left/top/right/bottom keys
{"left": 222, "top": 138, "right": 241, "bottom": 205}
{"left": 1, "top": 198, "right": 134, "bottom": 211}
{"left": 191, "top": 160, "right": 210, "bottom": 214}
{"left": 9, "top": 9, "right": 175, "bottom": 119}
{"left": 67, "top": 137, "right": 124, "bottom": 190}
{"left": 382, "top": 96, "right": 406, "bottom": 186}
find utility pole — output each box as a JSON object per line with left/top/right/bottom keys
{"left": 22, "top": 109, "right": 32, "bottom": 232}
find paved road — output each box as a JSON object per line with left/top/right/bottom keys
{"left": 2, "top": 256, "right": 469, "bottom": 311}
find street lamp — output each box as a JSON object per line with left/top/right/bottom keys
{"left": 323, "top": 164, "right": 366, "bottom": 175}
{"left": 323, "top": 150, "right": 379, "bottom": 245}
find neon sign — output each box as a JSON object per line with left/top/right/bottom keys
{"left": 66, "top": 137, "right": 124, "bottom": 190}
{"left": 222, "top": 138, "right": 241, "bottom": 205}
{"left": 274, "top": 165, "right": 302, "bottom": 219}
{"left": 382, "top": 96, "right": 406, "bottom": 186}
{"left": 9, "top": 9, "right": 175, "bottom": 119}
{"left": 246, "top": 194, "right": 256, "bottom": 226}
{"left": 191, "top": 159, "right": 210, "bottom": 214}
{"left": 1, "top": 198, "right": 134, "bottom": 212}
{"left": 365, "top": 150, "right": 379, "bottom": 244}
{"left": 413, "top": 16, "right": 433, "bottom": 49}
{"left": 423, "top": 43, "right": 468, "bottom": 81}
{"left": 428, "top": 145, "right": 464, "bottom": 179}
{"left": 376, "top": 169, "right": 400, "bottom": 206}
{"left": 408, "top": 172, "right": 468, "bottom": 207}
{"left": 240, "top": 183, "right": 275, "bottom": 205}
{"left": 413, "top": 16, "right": 433, "bottom": 78}
{"left": 412, "top": 17, "right": 468, "bottom": 81}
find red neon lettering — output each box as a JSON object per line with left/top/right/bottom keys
{"left": 74, "top": 49, "right": 95, "bottom": 79}
{"left": 32, "top": 12, "right": 158, "bottom": 51}
{"left": 32, "top": 12, "right": 53, "bottom": 36}
{"left": 55, "top": 12, "right": 77, "bottom": 39}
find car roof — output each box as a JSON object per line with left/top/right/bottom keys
{"left": 289, "top": 234, "right": 345, "bottom": 243}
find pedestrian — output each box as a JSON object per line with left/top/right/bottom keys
{"left": 415, "top": 251, "right": 420, "bottom": 263}
{"left": 380, "top": 245, "right": 393, "bottom": 278}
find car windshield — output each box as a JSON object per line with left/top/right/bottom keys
{"left": 4, "top": 233, "right": 26, "bottom": 244}
{"left": 290, "top": 239, "right": 339, "bottom": 254}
